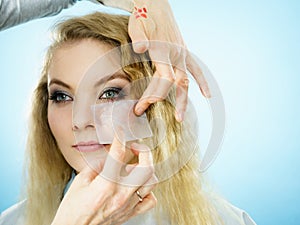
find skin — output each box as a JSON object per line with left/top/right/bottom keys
{"left": 130, "top": 0, "right": 211, "bottom": 121}
{"left": 48, "top": 39, "right": 118, "bottom": 172}
{"left": 47, "top": 39, "right": 157, "bottom": 225}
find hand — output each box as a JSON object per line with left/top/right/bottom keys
{"left": 51, "top": 138, "right": 157, "bottom": 225}
{"left": 128, "top": 0, "right": 211, "bottom": 122}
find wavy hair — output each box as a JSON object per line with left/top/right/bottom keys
{"left": 24, "top": 12, "right": 222, "bottom": 225}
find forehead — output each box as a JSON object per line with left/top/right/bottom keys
{"left": 48, "top": 39, "right": 120, "bottom": 89}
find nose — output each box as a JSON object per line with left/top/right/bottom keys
{"left": 72, "top": 100, "right": 95, "bottom": 131}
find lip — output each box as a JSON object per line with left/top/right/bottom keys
{"left": 72, "top": 141, "right": 105, "bottom": 152}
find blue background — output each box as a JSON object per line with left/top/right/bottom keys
{"left": 0, "top": 1, "right": 299, "bottom": 224}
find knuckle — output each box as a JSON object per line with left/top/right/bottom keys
{"left": 164, "top": 73, "right": 175, "bottom": 83}
{"left": 177, "top": 77, "right": 189, "bottom": 88}
{"left": 104, "top": 182, "right": 115, "bottom": 195}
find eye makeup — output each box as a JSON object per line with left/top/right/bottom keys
{"left": 49, "top": 90, "right": 73, "bottom": 104}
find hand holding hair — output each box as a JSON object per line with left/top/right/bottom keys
{"left": 128, "top": 0, "right": 211, "bottom": 122}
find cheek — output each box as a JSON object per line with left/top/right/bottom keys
{"left": 48, "top": 104, "right": 73, "bottom": 146}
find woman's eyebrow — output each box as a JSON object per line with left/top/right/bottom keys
{"left": 48, "top": 78, "right": 72, "bottom": 91}
{"left": 94, "top": 73, "right": 129, "bottom": 88}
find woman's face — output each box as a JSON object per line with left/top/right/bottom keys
{"left": 47, "top": 39, "right": 132, "bottom": 172}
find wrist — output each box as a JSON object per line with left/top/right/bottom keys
{"left": 101, "top": 0, "right": 135, "bottom": 12}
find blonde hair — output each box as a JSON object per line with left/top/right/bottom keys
{"left": 24, "top": 12, "right": 222, "bottom": 225}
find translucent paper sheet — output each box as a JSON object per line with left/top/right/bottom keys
{"left": 92, "top": 100, "right": 153, "bottom": 144}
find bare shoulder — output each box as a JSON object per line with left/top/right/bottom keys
{"left": 0, "top": 200, "right": 26, "bottom": 225}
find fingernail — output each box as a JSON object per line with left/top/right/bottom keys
{"left": 175, "top": 111, "right": 183, "bottom": 122}
{"left": 135, "top": 107, "right": 144, "bottom": 115}
{"left": 205, "top": 88, "right": 211, "bottom": 98}
{"left": 133, "top": 42, "right": 148, "bottom": 53}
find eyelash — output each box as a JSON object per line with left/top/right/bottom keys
{"left": 99, "top": 87, "right": 126, "bottom": 102}
{"left": 49, "top": 91, "right": 72, "bottom": 104}
{"left": 48, "top": 87, "right": 126, "bottom": 104}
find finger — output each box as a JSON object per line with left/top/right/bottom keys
{"left": 94, "top": 143, "right": 154, "bottom": 222}
{"left": 112, "top": 173, "right": 158, "bottom": 222}
{"left": 186, "top": 52, "right": 211, "bottom": 98}
{"left": 117, "top": 175, "right": 158, "bottom": 222}
{"left": 134, "top": 64, "right": 175, "bottom": 116}
{"left": 124, "top": 163, "right": 138, "bottom": 174}
{"left": 120, "top": 143, "right": 154, "bottom": 187}
{"left": 123, "top": 141, "right": 147, "bottom": 174}
{"left": 174, "top": 68, "right": 189, "bottom": 122}
{"left": 128, "top": 15, "right": 149, "bottom": 53}
{"left": 100, "top": 133, "right": 126, "bottom": 183}
{"left": 66, "top": 165, "right": 97, "bottom": 191}
{"left": 120, "top": 143, "right": 158, "bottom": 210}
{"left": 132, "top": 192, "right": 157, "bottom": 216}
{"left": 133, "top": 174, "right": 158, "bottom": 203}
{"left": 131, "top": 142, "right": 153, "bottom": 167}
{"left": 112, "top": 191, "right": 157, "bottom": 224}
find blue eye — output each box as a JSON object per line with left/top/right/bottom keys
{"left": 49, "top": 91, "right": 73, "bottom": 103}
{"left": 99, "top": 87, "right": 125, "bottom": 102}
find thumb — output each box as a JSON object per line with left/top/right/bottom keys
{"left": 128, "top": 16, "right": 149, "bottom": 53}
{"left": 69, "top": 165, "right": 98, "bottom": 189}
